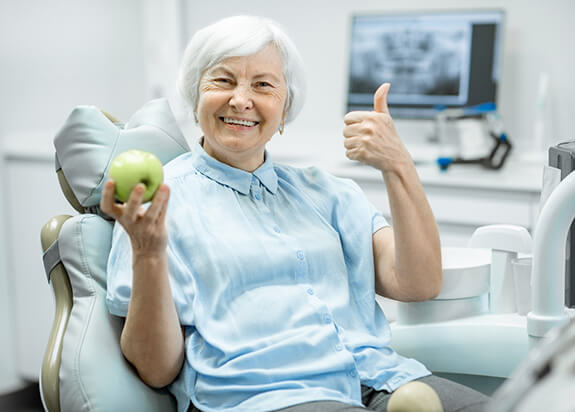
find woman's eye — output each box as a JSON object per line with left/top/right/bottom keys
{"left": 256, "top": 81, "right": 272, "bottom": 88}
{"left": 215, "top": 78, "right": 231, "bottom": 84}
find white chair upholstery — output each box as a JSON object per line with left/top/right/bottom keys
{"left": 40, "top": 98, "right": 190, "bottom": 412}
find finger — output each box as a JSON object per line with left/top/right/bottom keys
{"left": 144, "top": 184, "right": 170, "bottom": 222}
{"left": 343, "top": 136, "right": 360, "bottom": 150}
{"left": 123, "top": 184, "right": 145, "bottom": 222}
{"left": 342, "top": 122, "right": 363, "bottom": 138}
{"left": 373, "top": 83, "right": 390, "bottom": 114}
{"left": 345, "top": 147, "right": 361, "bottom": 162}
{"left": 156, "top": 185, "right": 170, "bottom": 226}
{"left": 343, "top": 111, "right": 369, "bottom": 125}
{"left": 100, "top": 180, "right": 122, "bottom": 217}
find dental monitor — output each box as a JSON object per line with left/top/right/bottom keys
{"left": 346, "top": 10, "right": 505, "bottom": 118}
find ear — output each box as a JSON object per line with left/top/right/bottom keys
{"left": 282, "top": 91, "right": 291, "bottom": 124}
{"left": 278, "top": 103, "right": 287, "bottom": 135}
{"left": 193, "top": 96, "right": 201, "bottom": 124}
{"left": 280, "top": 110, "right": 287, "bottom": 135}
{"left": 192, "top": 102, "right": 199, "bottom": 124}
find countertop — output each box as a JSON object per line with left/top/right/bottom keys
{"left": 271, "top": 148, "right": 544, "bottom": 194}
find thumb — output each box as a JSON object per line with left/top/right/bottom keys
{"left": 373, "top": 83, "right": 390, "bottom": 114}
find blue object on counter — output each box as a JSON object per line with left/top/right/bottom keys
{"left": 437, "top": 157, "right": 453, "bottom": 171}
{"left": 464, "top": 102, "right": 497, "bottom": 115}
{"left": 434, "top": 102, "right": 496, "bottom": 117}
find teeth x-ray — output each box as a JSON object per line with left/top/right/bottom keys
{"left": 346, "top": 11, "right": 504, "bottom": 118}
{"left": 348, "top": 21, "right": 470, "bottom": 104}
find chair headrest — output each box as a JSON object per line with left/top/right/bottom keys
{"left": 54, "top": 98, "right": 191, "bottom": 212}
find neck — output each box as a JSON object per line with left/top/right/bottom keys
{"left": 201, "top": 138, "right": 265, "bottom": 172}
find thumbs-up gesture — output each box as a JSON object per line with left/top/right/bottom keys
{"left": 343, "top": 83, "right": 412, "bottom": 173}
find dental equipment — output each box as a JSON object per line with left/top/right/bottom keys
{"left": 548, "top": 141, "right": 575, "bottom": 306}
{"left": 390, "top": 225, "right": 533, "bottom": 395}
{"left": 526, "top": 165, "right": 575, "bottom": 345}
{"left": 434, "top": 104, "right": 512, "bottom": 171}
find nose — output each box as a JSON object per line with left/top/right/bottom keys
{"left": 228, "top": 85, "right": 254, "bottom": 112}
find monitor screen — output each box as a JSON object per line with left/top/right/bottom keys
{"left": 346, "top": 10, "right": 504, "bottom": 118}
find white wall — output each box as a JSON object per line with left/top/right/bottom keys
{"left": 0, "top": 0, "right": 148, "bottom": 393}
{"left": 0, "top": 1, "right": 148, "bottom": 136}
{"left": 181, "top": 0, "right": 575, "bottom": 158}
{"left": 0, "top": 147, "right": 18, "bottom": 393}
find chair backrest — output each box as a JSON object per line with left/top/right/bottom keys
{"left": 40, "top": 99, "right": 191, "bottom": 412}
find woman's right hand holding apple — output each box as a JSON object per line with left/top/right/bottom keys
{"left": 100, "top": 180, "right": 184, "bottom": 388}
{"left": 100, "top": 180, "right": 171, "bottom": 256}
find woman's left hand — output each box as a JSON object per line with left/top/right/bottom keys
{"left": 343, "top": 83, "right": 412, "bottom": 175}
{"left": 344, "top": 83, "right": 442, "bottom": 302}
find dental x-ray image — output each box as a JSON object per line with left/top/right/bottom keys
{"left": 346, "top": 11, "right": 504, "bottom": 118}
{"left": 348, "top": 17, "right": 471, "bottom": 106}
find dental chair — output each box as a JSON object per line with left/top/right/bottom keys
{"left": 40, "top": 98, "right": 189, "bottom": 411}
{"left": 389, "top": 226, "right": 534, "bottom": 396}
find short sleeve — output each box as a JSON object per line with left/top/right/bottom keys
{"left": 332, "top": 175, "right": 390, "bottom": 235}
{"left": 105, "top": 221, "right": 196, "bottom": 326}
{"left": 368, "top": 199, "right": 389, "bottom": 234}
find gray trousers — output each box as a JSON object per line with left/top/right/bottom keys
{"left": 190, "top": 375, "right": 489, "bottom": 412}
{"left": 274, "top": 376, "right": 489, "bottom": 412}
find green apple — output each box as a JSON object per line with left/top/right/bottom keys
{"left": 108, "top": 149, "right": 164, "bottom": 203}
{"left": 388, "top": 381, "right": 443, "bottom": 412}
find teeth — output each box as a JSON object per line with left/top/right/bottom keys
{"left": 222, "top": 117, "right": 257, "bottom": 127}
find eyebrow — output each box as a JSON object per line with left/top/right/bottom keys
{"left": 209, "top": 65, "right": 283, "bottom": 83}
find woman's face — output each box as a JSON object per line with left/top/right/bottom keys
{"left": 197, "top": 44, "right": 288, "bottom": 171}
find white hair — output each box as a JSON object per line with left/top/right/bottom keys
{"left": 177, "top": 15, "right": 306, "bottom": 124}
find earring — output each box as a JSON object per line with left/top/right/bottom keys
{"left": 279, "top": 123, "right": 285, "bottom": 135}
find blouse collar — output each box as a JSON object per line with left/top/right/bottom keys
{"left": 191, "top": 141, "right": 278, "bottom": 195}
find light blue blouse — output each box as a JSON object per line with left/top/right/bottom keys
{"left": 106, "top": 143, "right": 430, "bottom": 412}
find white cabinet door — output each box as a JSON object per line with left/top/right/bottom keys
{"left": 354, "top": 179, "right": 540, "bottom": 248}
{"left": 3, "top": 156, "right": 76, "bottom": 380}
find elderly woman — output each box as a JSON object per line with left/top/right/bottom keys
{"left": 101, "top": 15, "right": 488, "bottom": 412}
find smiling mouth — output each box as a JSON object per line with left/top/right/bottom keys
{"left": 220, "top": 117, "right": 259, "bottom": 127}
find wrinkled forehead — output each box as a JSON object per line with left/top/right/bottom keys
{"left": 205, "top": 43, "right": 286, "bottom": 81}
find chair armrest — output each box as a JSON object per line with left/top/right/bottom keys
{"left": 40, "top": 215, "right": 73, "bottom": 412}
